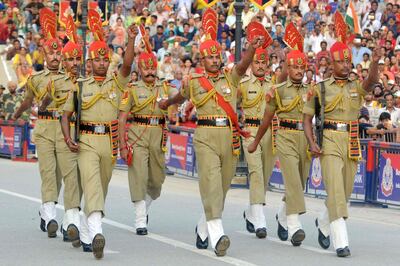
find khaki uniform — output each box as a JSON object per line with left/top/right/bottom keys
{"left": 180, "top": 68, "right": 241, "bottom": 221}
{"left": 119, "top": 80, "right": 177, "bottom": 202}
{"left": 303, "top": 77, "right": 366, "bottom": 222}
{"left": 26, "top": 69, "right": 63, "bottom": 204}
{"left": 48, "top": 74, "right": 81, "bottom": 211}
{"left": 240, "top": 74, "right": 274, "bottom": 205}
{"left": 266, "top": 80, "right": 311, "bottom": 216}
{"left": 64, "top": 73, "right": 129, "bottom": 216}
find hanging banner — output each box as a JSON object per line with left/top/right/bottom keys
{"left": 198, "top": 0, "right": 220, "bottom": 8}
{"left": 249, "top": 0, "right": 275, "bottom": 10}
{"left": 377, "top": 153, "right": 400, "bottom": 203}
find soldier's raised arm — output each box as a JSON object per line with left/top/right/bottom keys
{"left": 120, "top": 24, "right": 138, "bottom": 78}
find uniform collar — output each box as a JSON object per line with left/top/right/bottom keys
{"left": 287, "top": 79, "right": 303, "bottom": 89}
{"left": 250, "top": 73, "right": 266, "bottom": 84}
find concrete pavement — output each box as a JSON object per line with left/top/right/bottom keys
{"left": 0, "top": 158, "right": 399, "bottom": 266}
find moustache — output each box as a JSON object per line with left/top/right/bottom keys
{"left": 145, "top": 74, "right": 155, "bottom": 78}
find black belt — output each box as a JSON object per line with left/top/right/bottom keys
{"left": 245, "top": 118, "right": 261, "bottom": 126}
{"left": 323, "top": 122, "right": 350, "bottom": 132}
{"left": 197, "top": 118, "right": 230, "bottom": 127}
{"left": 279, "top": 120, "right": 304, "bottom": 130}
{"left": 128, "top": 116, "right": 166, "bottom": 125}
{"left": 79, "top": 123, "right": 110, "bottom": 134}
{"left": 38, "top": 110, "right": 60, "bottom": 120}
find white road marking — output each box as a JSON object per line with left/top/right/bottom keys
{"left": 1, "top": 55, "right": 12, "bottom": 81}
{"left": 0, "top": 188, "right": 257, "bottom": 266}
{"left": 236, "top": 231, "right": 335, "bottom": 254}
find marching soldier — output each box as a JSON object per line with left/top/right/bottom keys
{"left": 61, "top": 18, "right": 137, "bottom": 259}
{"left": 240, "top": 48, "right": 276, "bottom": 239}
{"left": 13, "top": 8, "right": 63, "bottom": 238}
{"left": 248, "top": 49, "right": 311, "bottom": 247}
{"left": 118, "top": 45, "right": 178, "bottom": 235}
{"left": 303, "top": 42, "right": 380, "bottom": 257}
{"left": 159, "top": 8, "right": 265, "bottom": 257}
{"left": 39, "top": 16, "right": 83, "bottom": 248}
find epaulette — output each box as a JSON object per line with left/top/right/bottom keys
{"left": 190, "top": 73, "right": 204, "bottom": 79}
{"left": 240, "top": 75, "right": 251, "bottom": 84}
{"left": 275, "top": 81, "right": 287, "bottom": 90}
{"left": 30, "top": 70, "right": 45, "bottom": 77}
{"left": 317, "top": 78, "right": 330, "bottom": 84}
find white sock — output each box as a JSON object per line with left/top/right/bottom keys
{"left": 318, "top": 206, "right": 330, "bottom": 237}
{"left": 196, "top": 214, "right": 208, "bottom": 241}
{"left": 277, "top": 201, "right": 287, "bottom": 230}
{"left": 41, "top": 202, "right": 56, "bottom": 227}
{"left": 80, "top": 213, "right": 91, "bottom": 244}
{"left": 207, "top": 219, "right": 224, "bottom": 249}
{"left": 87, "top": 211, "right": 102, "bottom": 241}
{"left": 145, "top": 194, "right": 153, "bottom": 214}
{"left": 330, "top": 218, "right": 349, "bottom": 250}
{"left": 134, "top": 200, "right": 147, "bottom": 229}
{"left": 287, "top": 214, "right": 302, "bottom": 239}
{"left": 247, "top": 204, "right": 266, "bottom": 230}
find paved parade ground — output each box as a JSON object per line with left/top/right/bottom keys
{"left": 0, "top": 158, "right": 399, "bottom": 266}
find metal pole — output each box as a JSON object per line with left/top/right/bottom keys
{"left": 80, "top": 0, "right": 88, "bottom": 77}
{"left": 234, "top": 0, "right": 245, "bottom": 63}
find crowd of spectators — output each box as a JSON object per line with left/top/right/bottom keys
{"left": 0, "top": 0, "right": 400, "bottom": 141}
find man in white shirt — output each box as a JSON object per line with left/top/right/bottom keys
{"left": 109, "top": 5, "right": 125, "bottom": 28}
{"left": 379, "top": 93, "right": 400, "bottom": 126}
{"left": 309, "top": 24, "right": 325, "bottom": 54}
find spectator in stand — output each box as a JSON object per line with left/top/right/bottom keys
{"left": 0, "top": 19, "right": 14, "bottom": 44}
{"left": 360, "top": 53, "right": 371, "bottom": 69}
{"left": 170, "top": 69, "right": 183, "bottom": 90}
{"left": 125, "top": 7, "right": 139, "bottom": 28}
{"left": 362, "top": 11, "right": 382, "bottom": 33}
{"left": 352, "top": 37, "right": 372, "bottom": 66}
{"left": 394, "top": 91, "right": 400, "bottom": 109}
{"left": 242, "top": 2, "right": 255, "bottom": 28}
{"left": 158, "top": 52, "right": 175, "bottom": 81}
{"left": 268, "top": 39, "right": 285, "bottom": 62}
{"left": 316, "top": 40, "right": 330, "bottom": 62}
{"left": 109, "top": 5, "right": 125, "bottom": 28}
{"left": 302, "top": 0, "right": 320, "bottom": 34}
{"left": 217, "top": 13, "right": 229, "bottom": 42}
{"left": 1, "top": 81, "right": 29, "bottom": 121}
{"left": 152, "top": 25, "right": 166, "bottom": 52}
{"left": 181, "top": 57, "right": 194, "bottom": 77}
{"left": 157, "top": 40, "right": 170, "bottom": 62}
{"left": 309, "top": 24, "right": 325, "bottom": 54}
{"left": 111, "top": 17, "right": 127, "bottom": 50}
{"left": 379, "top": 93, "right": 400, "bottom": 126}
{"left": 176, "top": 22, "right": 196, "bottom": 46}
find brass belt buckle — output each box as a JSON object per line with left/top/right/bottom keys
{"left": 150, "top": 117, "right": 159, "bottom": 125}
{"left": 94, "top": 125, "right": 106, "bottom": 134}
{"left": 297, "top": 122, "right": 304, "bottom": 130}
{"left": 215, "top": 118, "right": 227, "bottom": 126}
{"left": 336, "top": 123, "right": 347, "bottom": 131}
{"left": 53, "top": 111, "right": 60, "bottom": 118}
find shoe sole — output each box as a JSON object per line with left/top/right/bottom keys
{"left": 67, "top": 226, "right": 81, "bottom": 247}
{"left": 47, "top": 222, "right": 58, "bottom": 238}
{"left": 291, "top": 230, "right": 305, "bottom": 246}
{"left": 215, "top": 236, "right": 230, "bottom": 257}
{"left": 92, "top": 235, "right": 105, "bottom": 259}
{"left": 256, "top": 230, "right": 267, "bottom": 239}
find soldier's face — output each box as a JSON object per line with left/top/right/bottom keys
{"left": 288, "top": 64, "right": 305, "bottom": 83}
{"left": 44, "top": 49, "right": 61, "bottom": 70}
{"left": 251, "top": 59, "right": 268, "bottom": 78}
{"left": 202, "top": 54, "right": 221, "bottom": 74}
{"left": 332, "top": 59, "right": 351, "bottom": 78}
{"left": 92, "top": 57, "right": 110, "bottom": 76}
{"left": 63, "top": 57, "right": 81, "bottom": 76}
{"left": 139, "top": 66, "right": 157, "bottom": 84}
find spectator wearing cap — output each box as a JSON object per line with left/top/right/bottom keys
{"left": 379, "top": 93, "right": 400, "bottom": 126}
{"left": 152, "top": 25, "right": 166, "bottom": 52}
{"left": 321, "top": 4, "right": 334, "bottom": 25}
{"left": 394, "top": 90, "right": 400, "bottom": 109}
{"left": 165, "top": 18, "right": 176, "bottom": 37}
{"left": 302, "top": 0, "right": 321, "bottom": 34}
{"left": 352, "top": 37, "right": 372, "bottom": 66}
{"left": 193, "top": 13, "right": 202, "bottom": 29}
{"left": 271, "top": 22, "right": 285, "bottom": 48}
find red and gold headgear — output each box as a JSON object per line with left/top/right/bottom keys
{"left": 287, "top": 50, "right": 307, "bottom": 67}
{"left": 62, "top": 15, "right": 82, "bottom": 59}
{"left": 138, "top": 24, "right": 157, "bottom": 69}
{"left": 39, "top": 8, "right": 62, "bottom": 53}
{"left": 87, "top": 9, "right": 109, "bottom": 59}
{"left": 254, "top": 48, "right": 268, "bottom": 61}
{"left": 199, "top": 8, "right": 221, "bottom": 57}
{"left": 330, "top": 42, "right": 352, "bottom": 62}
